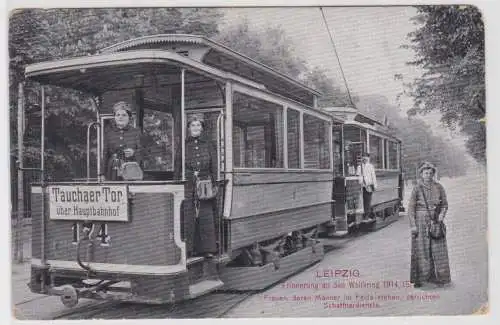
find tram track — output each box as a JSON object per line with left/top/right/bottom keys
{"left": 53, "top": 292, "right": 255, "bottom": 319}
{"left": 15, "top": 295, "right": 50, "bottom": 306}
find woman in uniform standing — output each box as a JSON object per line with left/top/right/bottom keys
{"left": 181, "top": 113, "right": 218, "bottom": 258}
{"left": 408, "top": 161, "right": 451, "bottom": 288}
{"left": 100, "top": 101, "right": 143, "bottom": 181}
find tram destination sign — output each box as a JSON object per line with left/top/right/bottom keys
{"left": 48, "top": 185, "right": 129, "bottom": 222}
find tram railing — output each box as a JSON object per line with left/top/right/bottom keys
{"left": 86, "top": 121, "right": 101, "bottom": 182}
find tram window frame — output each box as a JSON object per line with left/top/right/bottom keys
{"left": 287, "top": 108, "right": 301, "bottom": 169}
{"left": 303, "top": 113, "right": 331, "bottom": 170}
{"left": 387, "top": 140, "right": 399, "bottom": 170}
{"left": 342, "top": 125, "right": 365, "bottom": 176}
{"left": 232, "top": 92, "right": 284, "bottom": 169}
{"left": 368, "top": 134, "right": 384, "bottom": 170}
{"left": 383, "top": 139, "right": 388, "bottom": 169}
{"left": 141, "top": 108, "right": 175, "bottom": 172}
{"left": 332, "top": 123, "right": 343, "bottom": 176}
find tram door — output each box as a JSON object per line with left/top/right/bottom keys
{"left": 185, "top": 109, "right": 226, "bottom": 255}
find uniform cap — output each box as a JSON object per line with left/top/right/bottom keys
{"left": 187, "top": 113, "right": 205, "bottom": 126}
{"left": 112, "top": 101, "right": 133, "bottom": 114}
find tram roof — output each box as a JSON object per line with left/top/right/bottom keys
{"left": 25, "top": 34, "right": 321, "bottom": 105}
{"left": 25, "top": 50, "right": 258, "bottom": 95}
{"left": 322, "top": 106, "right": 400, "bottom": 140}
{"left": 322, "top": 106, "right": 382, "bottom": 125}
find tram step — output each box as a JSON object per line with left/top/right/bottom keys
{"left": 215, "top": 254, "right": 231, "bottom": 264}
{"left": 188, "top": 257, "right": 219, "bottom": 284}
{"left": 188, "top": 279, "right": 224, "bottom": 299}
{"left": 187, "top": 254, "right": 230, "bottom": 265}
{"left": 187, "top": 256, "right": 205, "bottom": 265}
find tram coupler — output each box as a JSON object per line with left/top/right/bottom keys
{"left": 49, "top": 280, "right": 121, "bottom": 307}
{"left": 49, "top": 284, "right": 80, "bottom": 308}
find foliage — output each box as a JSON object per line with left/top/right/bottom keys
{"left": 9, "top": 8, "right": 222, "bottom": 180}
{"left": 302, "top": 67, "right": 355, "bottom": 107}
{"left": 215, "top": 19, "right": 307, "bottom": 80}
{"left": 356, "top": 94, "right": 468, "bottom": 179}
{"left": 216, "top": 20, "right": 353, "bottom": 107}
{"left": 401, "top": 5, "right": 485, "bottom": 163}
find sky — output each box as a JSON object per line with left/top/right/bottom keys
{"left": 219, "top": 7, "right": 466, "bottom": 144}
{"left": 221, "top": 7, "right": 421, "bottom": 107}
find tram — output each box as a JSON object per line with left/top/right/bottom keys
{"left": 24, "top": 34, "right": 333, "bottom": 306}
{"left": 322, "top": 106, "right": 404, "bottom": 235}
{"left": 23, "top": 34, "right": 403, "bottom": 307}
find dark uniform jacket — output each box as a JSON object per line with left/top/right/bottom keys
{"left": 180, "top": 135, "right": 219, "bottom": 255}
{"left": 175, "top": 135, "right": 217, "bottom": 181}
{"left": 101, "top": 122, "right": 143, "bottom": 178}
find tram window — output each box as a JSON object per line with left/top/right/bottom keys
{"left": 332, "top": 124, "right": 343, "bottom": 176}
{"left": 369, "top": 135, "right": 383, "bottom": 169}
{"left": 232, "top": 92, "right": 284, "bottom": 168}
{"left": 287, "top": 108, "right": 300, "bottom": 169}
{"left": 383, "top": 139, "right": 388, "bottom": 169}
{"left": 303, "top": 114, "right": 330, "bottom": 169}
{"left": 233, "top": 126, "right": 244, "bottom": 168}
{"left": 141, "top": 109, "right": 174, "bottom": 171}
{"left": 388, "top": 141, "right": 398, "bottom": 169}
{"left": 342, "top": 125, "right": 363, "bottom": 176}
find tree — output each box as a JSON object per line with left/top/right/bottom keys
{"left": 401, "top": 5, "right": 485, "bottom": 163}
{"left": 216, "top": 19, "right": 307, "bottom": 80}
{"left": 9, "top": 8, "right": 223, "bottom": 180}
{"left": 302, "top": 67, "right": 355, "bottom": 107}
{"left": 356, "top": 94, "right": 468, "bottom": 179}
{"left": 216, "top": 20, "right": 352, "bottom": 107}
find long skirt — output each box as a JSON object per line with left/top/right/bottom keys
{"left": 183, "top": 181, "right": 217, "bottom": 256}
{"left": 410, "top": 209, "right": 451, "bottom": 285}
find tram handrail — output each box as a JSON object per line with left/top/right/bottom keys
{"left": 86, "top": 122, "right": 101, "bottom": 182}
{"left": 216, "top": 112, "right": 223, "bottom": 257}
{"left": 216, "top": 112, "right": 224, "bottom": 181}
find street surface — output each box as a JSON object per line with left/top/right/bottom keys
{"left": 11, "top": 170, "right": 487, "bottom": 319}
{"left": 226, "top": 170, "right": 488, "bottom": 317}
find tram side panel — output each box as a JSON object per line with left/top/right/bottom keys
{"left": 370, "top": 170, "right": 401, "bottom": 215}
{"left": 29, "top": 184, "right": 191, "bottom": 303}
{"left": 227, "top": 171, "right": 333, "bottom": 250}
{"left": 30, "top": 187, "right": 181, "bottom": 265}
{"left": 218, "top": 171, "right": 331, "bottom": 290}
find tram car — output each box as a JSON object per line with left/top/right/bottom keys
{"left": 24, "top": 34, "right": 334, "bottom": 307}
{"left": 322, "top": 106, "right": 404, "bottom": 235}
